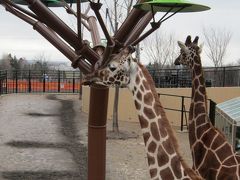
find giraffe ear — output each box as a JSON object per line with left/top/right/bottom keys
{"left": 193, "top": 36, "right": 199, "bottom": 45}
{"left": 185, "top": 35, "right": 192, "bottom": 45}
{"left": 178, "top": 41, "right": 189, "bottom": 53}
{"left": 198, "top": 43, "right": 204, "bottom": 54}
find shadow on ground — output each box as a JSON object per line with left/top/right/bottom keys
{"left": 2, "top": 171, "right": 81, "bottom": 180}
{"left": 3, "top": 94, "right": 87, "bottom": 180}
{"left": 25, "top": 112, "right": 59, "bottom": 117}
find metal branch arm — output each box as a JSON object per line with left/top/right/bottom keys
{"left": 0, "top": 0, "right": 163, "bottom": 74}
{"left": 90, "top": 1, "right": 113, "bottom": 46}
{"left": 1, "top": 0, "right": 95, "bottom": 73}
{"left": 131, "top": 6, "right": 186, "bottom": 47}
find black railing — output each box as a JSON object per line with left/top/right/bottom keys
{"left": 0, "top": 70, "right": 7, "bottom": 94}
{"left": 158, "top": 93, "right": 216, "bottom": 131}
{"left": 0, "top": 70, "right": 81, "bottom": 95}
{"left": 149, "top": 66, "right": 240, "bottom": 88}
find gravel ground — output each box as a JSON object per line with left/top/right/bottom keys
{"left": 0, "top": 94, "right": 192, "bottom": 180}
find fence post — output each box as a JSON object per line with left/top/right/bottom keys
{"left": 43, "top": 70, "right": 46, "bottom": 93}
{"left": 152, "top": 69, "right": 156, "bottom": 87}
{"left": 0, "top": 72, "right": 2, "bottom": 95}
{"left": 79, "top": 72, "right": 83, "bottom": 99}
{"left": 58, "top": 70, "right": 61, "bottom": 93}
{"left": 15, "top": 70, "right": 18, "bottom": 93}
{"left": 176, "top": 69, "right": 179, "bottom": 87}
{"left": 28, "top": 70, "right": 31, "bottom": 93}
{"left": 5, "top": 70, "right": 8, "bottom": 94}
{"left": 209, "top": 100, "right": 216, "bottom": 125}
{"left": 0, "top": 80, "right": 2, "bottom": 95}
{"left": 181, "top": 96, "right": 184, "bottom": 131}
{"left": 73, "top": 71, "right": 75, "bottom": 93}
{"left": 223, "top": 67, "right": 226, "bottom": 87}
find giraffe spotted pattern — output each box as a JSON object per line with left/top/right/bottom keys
{"left": 175, "top": 36, "right": 240, "bottom": 179}
{"left": 84, "top": 47, "right": 202, "bottom": 180}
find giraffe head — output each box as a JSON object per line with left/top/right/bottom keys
{"left": 84, "top": 47, "right": 137, "bottom": 88}
{"left": 175, "top": 35, "right": 203, "bottom": 68}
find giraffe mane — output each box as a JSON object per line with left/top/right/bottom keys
{"left": 137, "top": 63, "right": 201, "bottom": 179}
{"left": 193, "top": 52, "right": 209, "bottom": 112}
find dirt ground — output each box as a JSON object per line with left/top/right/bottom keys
{"left": 0, "top": 94, "right": 192, "bottom": 180}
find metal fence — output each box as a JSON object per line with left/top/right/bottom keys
{"left": 1, "top": 69, "right": 218, "bottom": 131}
{"left": 158, "top": 93, "right": 216, "bottom": 131}
{"left": 148, "top": 66, "right": 240, "bottom": 88}
{"left": 1, "top": 66, "right": 239, "bottom": 94}
{"left": 0, "top": 70, "right": 81, "bottom": 95}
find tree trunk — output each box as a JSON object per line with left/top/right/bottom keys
{"left": 112, "top": 87, "right": 119, "bottom": 133}
{"left": 112, "top": 0, "right": 119, "bottom": 133}
{"left": 79, "top": 71, "right": 83, "bottom": 100}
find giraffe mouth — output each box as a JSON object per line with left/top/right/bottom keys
{"left": 82, "top": 72, "right": 101, "bottom": 86}
{"left": 82, "top": 77, "right": 102, "bottom": 86}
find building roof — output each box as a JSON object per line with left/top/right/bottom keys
{"left": 217, "top": 97, "right": 240, "bottom": 124}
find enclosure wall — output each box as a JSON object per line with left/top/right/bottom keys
{"left": 82, "top": 87, "right": 240, "bottom": 127}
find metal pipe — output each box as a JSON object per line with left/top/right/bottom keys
{"left": 130, "top": 6, "right": 186, "bottom": 46}
{"left": 26, "top": 0, "right": 83, "bottom": 49}
{"left": 83, "top": 3, "right": 109, "bottom": 180}
{"left": 2, "top": 0, "right": 95, "bottom": 67}
{"left": 124, "top": 12, "right": 152, "bottom": 46}
{"left": 26, "top": 0, "right": 102, "bottom": 65}
{"left": 90, "top": 2, "right": 114, "bottom": 47}
{"left": 131, "top": 21, "right": 161, "bottom": 46}
{"left": 2, "top": 0, "right": 92, "bottom": 73}
{"left": 87, "top": 16, "right": 101, "bottom": 46}
{"left": 33, "top": 22, "right": 92, "bottom": 73}
{"left": 34, "top": 23, "right": 77, "bottom": 61}
{"left": 2, "top": 1, "right": 36, "bottom": 25}
{"left": 181, "top": 96, "right": 184, "bottom": 131}
{"left": 2, "top": 0, "right": 39, "bottom": 20}
{"left": 101, "top": 43, "right": 115, "bottom": 68}
{"left": 77, "top": 0, "right": 81, "bottom": 40}
{"left": 88, "top": 84, "right": 109, "bottom": 180}
{"left": 113, "top": 0, "right": 147, "bottom": 47}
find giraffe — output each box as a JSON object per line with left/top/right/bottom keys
{"left": 84, "top": 48, "right": 202, "bottom": 180}
{"left": 175, "top": 35, "right": 240, "bottom": 179}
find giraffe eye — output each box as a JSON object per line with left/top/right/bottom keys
{"left": 108, "top": 64, "right": 117, "bottom": 72}
{"left": 109, "top": 67, "right": 117, "bottom": 72}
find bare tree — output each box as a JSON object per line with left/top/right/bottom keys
{"left": 0, "top": 54, "right": 12, "bottom": 70}
{"left": 203, "top": 27, "right": 232, "bottom": 67}
{"left": 105, "top": 0, "right": 136, "bottom": 25}
{"left": 237, "top": 59, "right": 240, "bottom": 65}
{"left": 143, "top": 30, "right": 177, "bottom": 69}
{"left": 107, "top": 0, "right": 136, "bottom": 134}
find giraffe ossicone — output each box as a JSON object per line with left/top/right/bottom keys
{"left": 84, "top": 47, "right": 202, "bottom": 180}
{"left": 175, "top": 35, "right": 240, "bottom": 179}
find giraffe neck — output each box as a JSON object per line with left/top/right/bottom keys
{"left": 127, "top": 62, "right": 201, "bottom": 180}
{"left": 188, "top": 55, "right": 240, "bottom": 179}
{"left": 189, "top": 55, "right": 208, "bottom": 126}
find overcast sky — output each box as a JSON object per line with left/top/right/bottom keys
{"left": 0, "top": 0, "right": 239, "bottom": 66}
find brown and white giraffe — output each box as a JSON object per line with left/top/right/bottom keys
{"left": 84, "top": 48, "right": 202, "bottom": 180}
{"left": 175, "top": 35, "right": 240, "bottom": 179}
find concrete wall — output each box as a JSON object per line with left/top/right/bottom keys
{"left": 82, "top": 86, "right": 240, "bottom": 127}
